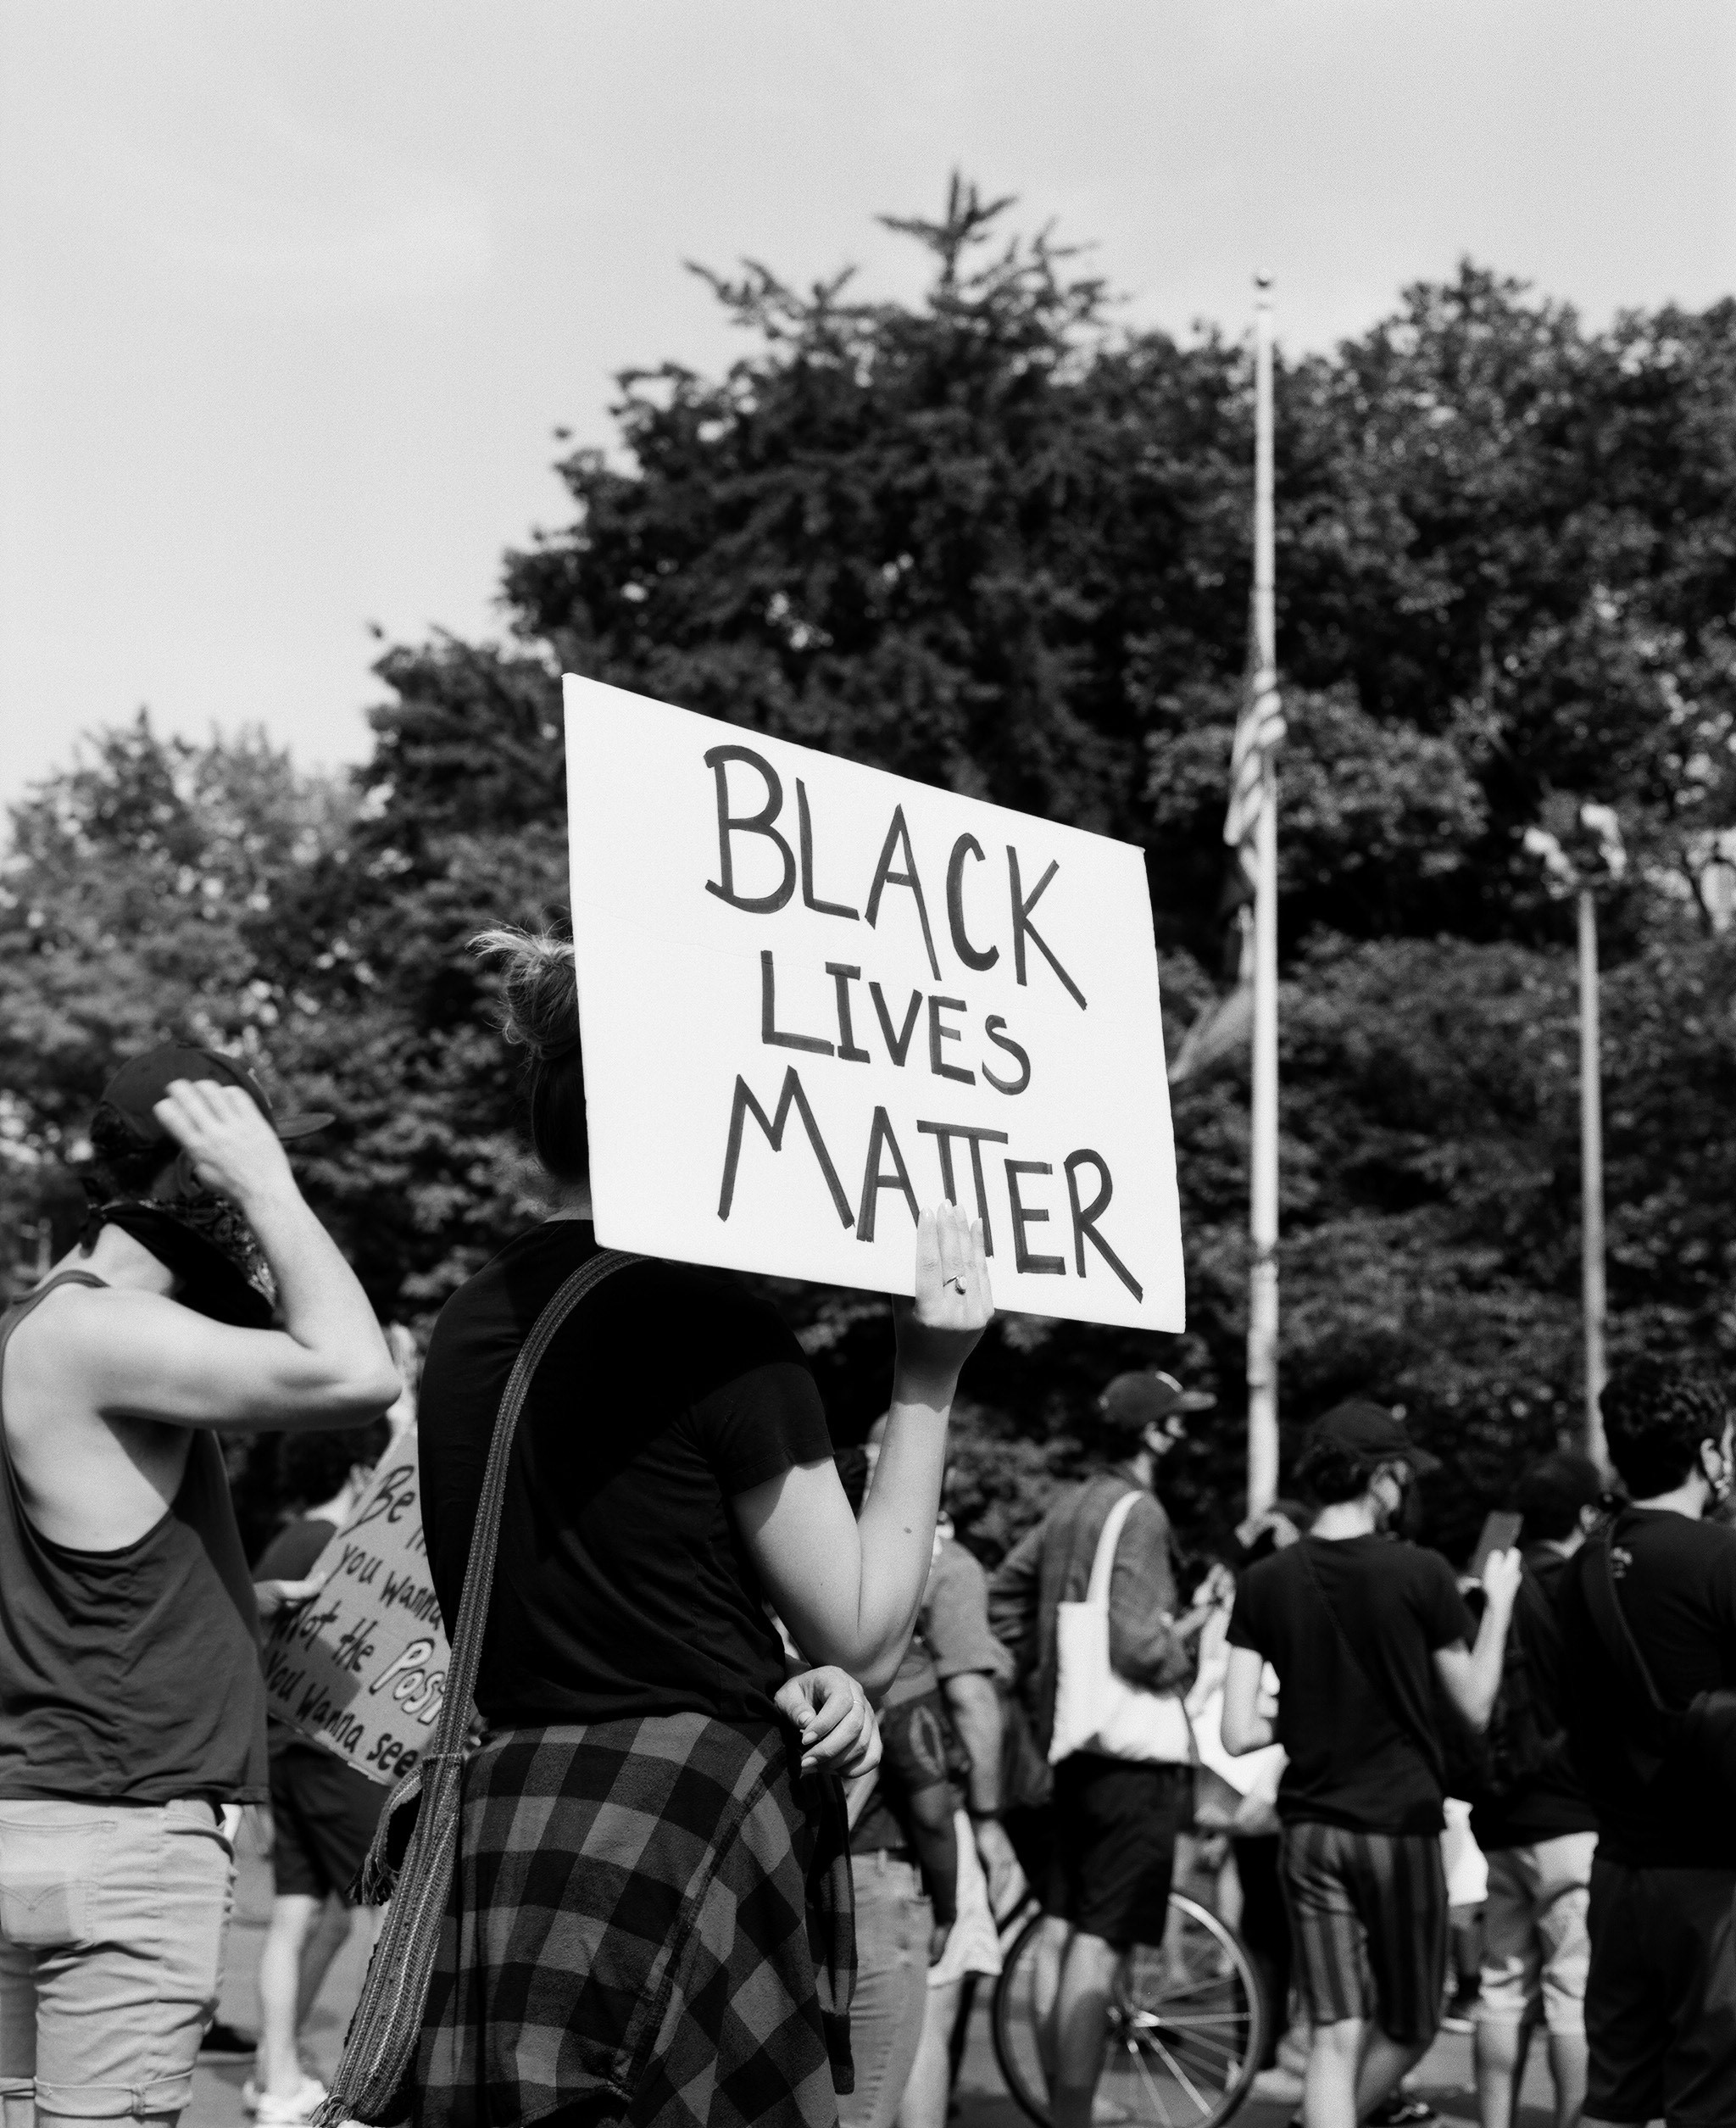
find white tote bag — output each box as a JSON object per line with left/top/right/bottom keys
{"left": 1049, "top": 1487, "right": 1194, "bottom": 1768}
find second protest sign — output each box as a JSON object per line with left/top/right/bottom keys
{"left": 261, "top": 1429, "right": 449, "bottom": 1788}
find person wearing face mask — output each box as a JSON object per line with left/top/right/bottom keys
{"left": 1221, "top": 1402, "right": 1522, "bottom": 2128}
{"left": 988, "top": 1370, "right": 1227, "bottom": 2128}
{"left": 0, "top": 1045, "right": 402, "bottom": 2128}
{"left": 1556, "top": 1362, "right": 1736, "bottom": 2128}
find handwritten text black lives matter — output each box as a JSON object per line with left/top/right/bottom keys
{"left": 706, "top": 744, "right": 1144, "bottom": 1303}
{"left": 261, "top": 1451, "right": 448, "bottom": 1787}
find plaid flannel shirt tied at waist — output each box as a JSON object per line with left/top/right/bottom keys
{"left": 411, "top": 1712, "right": 853, "bottom": 2128}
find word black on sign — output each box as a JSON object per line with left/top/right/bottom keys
{"left": 261, "top": 1429, "right": 450, "bottom": 1787}
{"left": 565, "top": 676, "right": 1184, "bottom": 1331}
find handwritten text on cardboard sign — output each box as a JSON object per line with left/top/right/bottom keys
{"left": 565, "top": 677, "right": 1183, "bottom": 1330}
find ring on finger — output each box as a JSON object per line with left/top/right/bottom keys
{"left": 947, "top": 1275, "right": 966, "bottom": 1294}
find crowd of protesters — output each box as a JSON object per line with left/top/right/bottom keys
{"left": 4, "top": 989, "right": 1736, "bottom": 2128}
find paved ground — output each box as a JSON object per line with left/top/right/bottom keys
{"left": 192, "top": 1817, "right": 371, "bottom": 2128}
{"left": 188, "top": 1828, "right": 1561, "bottom": 2128}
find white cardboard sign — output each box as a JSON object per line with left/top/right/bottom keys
{"left": 260, "top": 1430, "right": 448, "bottom": 1788}
{"left": 564, "top": 675, "right": 1183, "bottom": 1330}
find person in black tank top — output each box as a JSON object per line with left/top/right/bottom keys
{"left": 0, "top": 1043, "right": 401, "bottom": 2128}
{"left": 406, "top": 924, "right": 992, "bottom": 2128}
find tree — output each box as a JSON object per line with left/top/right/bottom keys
{"left": 0, "top": 717, "right": 355, "bottom": 1274}
{"left": 8, "top": 187, "right": 1735, "bottom": 1564}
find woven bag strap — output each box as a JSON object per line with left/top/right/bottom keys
{"left": 418, "top": 1247, "right": 638, "bottom": 1767}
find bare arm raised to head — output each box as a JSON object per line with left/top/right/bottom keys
{"left": 50, "top": 1078, "right": 401, "bottom": 1433}
{"left": 734, "top": 1203, "right": 991, "bottom": 1698}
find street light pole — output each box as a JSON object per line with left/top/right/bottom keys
{"left": 1247, "top": 276, "right": 1280, "bottom": 1517}
{"left": 1528, "top": 803, "right": 1620, "bottom": 1470}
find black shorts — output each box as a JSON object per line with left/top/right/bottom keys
{"left": 1043, "top": 1756, "right": 1187, "bottom": 1947}
{"left": 1280, "top": 1820, "right": 1446, "bottom": 2045}
{"left": 1585, "top": 1858, "right": 1736, "bottom": 2126}
{"left": 269, "top": 1738, "right": 387, "bottom": 1902}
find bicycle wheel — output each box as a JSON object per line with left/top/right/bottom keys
{"left": 991, "top": 1893, "right": 1267, "bottom": 2128}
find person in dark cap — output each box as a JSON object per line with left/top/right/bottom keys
{"left": 0, "top": 1045, "right": 401, "bottom": 2128}
{"left": 1221, "top": 1401, "right": 1522, "bottom": 2128}
{"left": 988, "top": 1368, "right": 1229, "bottom": 2128}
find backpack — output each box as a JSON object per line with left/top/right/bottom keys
{"left": 1437, "top": 1570, "right": 1561, "bottom": 1807}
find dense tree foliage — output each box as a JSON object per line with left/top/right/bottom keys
{"left": 6, "top": 182, "right": 1734, "bottom": 1567}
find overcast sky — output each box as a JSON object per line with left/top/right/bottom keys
{"left": 2, "top": 0, "right": 1729, "bottom": 817}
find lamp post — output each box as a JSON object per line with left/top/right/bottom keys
{"left": 1524, "top": 801, "right": 1625, "bottom": 1469}
{"left": 1247, "top": 275, "right": 1280, "bottom": 1518}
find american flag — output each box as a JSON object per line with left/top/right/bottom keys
{"left": 1223, "top": 632, "right": 1284, "bottom": 894}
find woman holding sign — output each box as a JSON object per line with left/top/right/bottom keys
{"left": 409, "top": 924, "right": 992, "bottom": 2128}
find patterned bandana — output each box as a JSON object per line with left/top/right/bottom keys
{"left": 83, "top": 1197, "right": 276, "bottom": 1329}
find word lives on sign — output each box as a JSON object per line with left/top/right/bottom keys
{"left": 565, "top": 677, "right": 1184, "bottom": 1330}
{"left": 261, "top": 1429, "right": 449, "bottom": 1787}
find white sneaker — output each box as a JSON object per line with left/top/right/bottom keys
{"left": 250, "top": 2077, "right": 327, "bottom": 2126}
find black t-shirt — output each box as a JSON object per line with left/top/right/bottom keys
{"left": 1560, "top": 1507, "right": 1736, "bottom": 1868}
{"left": 253, "top": 1515, "right": 342, "bottom": 1750}
{"left": 1469, "top": 1545, "right": 1598, "bottom": 1852}
{"left": 254, "top": 1514, "right": 339, "bottom": 1583}
{"left": 1229, "top": 1534, "right": 1474, "bottom": 1836}
{"left": 418, "top": 1222, "right": 832, "bottom": 1728}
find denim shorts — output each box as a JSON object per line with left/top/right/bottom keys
{"left": 0, "top": 1797, "right": 234, "bottom": 2120}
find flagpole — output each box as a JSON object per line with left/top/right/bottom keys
{"left": 1578, "top": 887, "right": 1608, "bottom": 1469}
{"left": 1247, "top": 275, "right": 1281, "bottom": 1518}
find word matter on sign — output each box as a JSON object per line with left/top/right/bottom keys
{"left": 261, "top": 1429, "right": 450, "bottom": 1787}
{"left": 565, "top": 676, "right": 1185, "bottom": 1331}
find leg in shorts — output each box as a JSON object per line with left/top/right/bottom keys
{"left": 0, "top": 1798, "right": 233, "bottom": 2123}
{"left": 1477, "top": 1832, "right": 1594, "bottom": 2038}
{"left": 1584, "top": 1858, "right": 1736, "bottom": 2127}
{"left": 1279, "top": 1820, "right": 1447, "bottom": 2045}
{"left": 1045, "top": 1758, "right": 1188, "bottom": 1947}
{"left": 267, "top": 1742, "right": 386, "bottom": 1903}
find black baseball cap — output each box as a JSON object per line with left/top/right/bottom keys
{"left": 1099, "top": 1370, "right": 1217, "bottom": 1434}
{"left": 1312, "top": 1399, "right": 1440, "bottom": 1475}
{"left": 98, "top": 1045, "right": 332, "bottom": 1144}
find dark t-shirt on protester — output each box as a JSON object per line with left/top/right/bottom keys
{"left": 253, "top": 1514, "right": 340, "bottom": 1749}
{"left": 254, "top": 1514, "right": 337, "bottom": 1584}
{"left": 1229, "top": 1535, "right": 1474, "bottom": 1836}
{"left": 1560, "top": 1506, "right": 1736, "bottom": 1869}
{"left": 418, "top": 1222, "right": 832, "bottom": 1730}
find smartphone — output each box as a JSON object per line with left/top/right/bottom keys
{"left": 1469, "top": 1509, "right": 1523, "bottom": 1581}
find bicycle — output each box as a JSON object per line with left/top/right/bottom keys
{"left": 991, "top": 1892, "right": 1268, "bottom": 2128}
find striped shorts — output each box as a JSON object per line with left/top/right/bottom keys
{"left": 1279, "top": 1821, "right": 1448, "bottom": 2044}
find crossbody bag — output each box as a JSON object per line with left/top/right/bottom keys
{"left": 318, "top": 1246, "right": 638, "bottom": 2126}
{"left": 1580, "top": 1518, "right": 1736, "bottom": 1797}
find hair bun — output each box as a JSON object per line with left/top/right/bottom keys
{"left": 469, "top": 924, "right": 581, "bottom": 1062}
